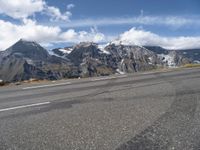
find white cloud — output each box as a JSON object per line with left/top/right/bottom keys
{"left": 0, "top": 19, "right": 61, "bottom": 49}
{"left": 60, "top": 28, "right": 105, "bottom": 43}
{"left": 0, "top": 0, "right": 72, "bottom": 21}
{"left": 56, "top": 16, "right": 200, "bottom": 28}
{"left": 0, "top": 0, "right": 45, "bottom": 19}
{"left": 114, "top": 28, "right": 200, "bottom": 49}
{"left": 67, "top": 4, "right": 75, "bottom": 10}
{"left": 0, "top": 19, "right": 106, "bottom": 50}
{"left": 45, "top": 6, "right": 71, "bottom": 22}
{"left": 60, "top": 29, "right": 78, "bottom": 41}
{"left": 1, "top": 18, "right": 199, "bottom": 50}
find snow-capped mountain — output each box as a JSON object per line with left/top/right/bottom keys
{"left": 145, "top": 46, "right": 193, "bottom": 67}
{"left": 0, "top": 40, "right": 196, "bottom": 82}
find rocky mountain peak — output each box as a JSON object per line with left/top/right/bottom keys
{"left": 0, "top": 40, "right": 196, "bottom": 82}
{"left": 5, "top": 39, "right": 49, "bottom": 60}
{"left": 68, "top": 42, "right": 101, "bottom": 65}
{"left": 74, "top": 42, "right": 98, "bottom": 49}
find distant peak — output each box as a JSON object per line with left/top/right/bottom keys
{"left": 75, "top": 42, "right": 98, "bottom": 48}
{"left": 18, "top": 39, "right": 38, "bottom": 44}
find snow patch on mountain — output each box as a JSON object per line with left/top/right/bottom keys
{"left": 148, "top": 57, "right": 153, "bottom": 64}
{"left": 158, "top": 54, "right": 176, "bottom": 67}
{"left": 194, "top": 60, "right": 200, "bottom": 64}
{"left": 98, "top": 44, "right": 110, "bottom": 54}
{"left": 116, "top": 69, "right": 125, "bottom": 75}
{"left": 59, "top": 48, "right": 73, "bottom": 54}
{"left": 48, "top": 50, "right": 65, "bottom": 58}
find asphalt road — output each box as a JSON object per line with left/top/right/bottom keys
{"left": 0, "top": 68, "right": 200, "bottom": 150}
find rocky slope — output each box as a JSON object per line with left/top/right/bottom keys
{"left": 0, "top": 40, "right": 78, "bottom": 82}
{"left": 104, "top": 44, "right": 160, "bottom": 73}
{"left": 68, "top": 42, "right": 114, "bottom": 77}
{"left": 0, "top": 40, "right": 196, "bottom": 82}
{"left": 66, "top": 43, "right": 161, "bottom": 76}
{"left": 145, "top": 46, "right": 200, "bottom": 63}
{"left": 145, "top": 46, "right": 192, "bottom": 67}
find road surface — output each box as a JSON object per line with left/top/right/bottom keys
{"left": 0, "top": 68, "right": 200, "bottom": 150}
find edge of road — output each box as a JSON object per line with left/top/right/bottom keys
{"left": 1, "top": 66, "right": 200, "bottom": 90}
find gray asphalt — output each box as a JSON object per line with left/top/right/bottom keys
{"left": 0, "top": 68, "right": 200, "bottom": 150}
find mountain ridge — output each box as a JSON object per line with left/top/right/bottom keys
{"left": 0, "top": 40, "right": 198, "bottom": 82}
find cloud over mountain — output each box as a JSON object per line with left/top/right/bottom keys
{"left": 0, "top": 0, "right": 199, "bottom": 50}
{"left": 114, "top": 28, "right": 200, "bottom": 49}
{"left": 0, "top": 19, "right": 106, "bottom": 50}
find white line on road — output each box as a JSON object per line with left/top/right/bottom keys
{"left": 22, "top": 82, "right": 71, "bottom": 90}
{"left": 91, "top": 75, "right": 127, "bottom": 81}
{"left": 0, "top": 102, "right": 51, "bottom": 112}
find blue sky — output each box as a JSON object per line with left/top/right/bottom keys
{"left": 48, "top": 0, "right": 200, "bottom": 16}
{"left": 44, "top": 0, "right": 200, "bottom": 36}
{"left": 0, "top": 0, "right": 200, "bottom": 50}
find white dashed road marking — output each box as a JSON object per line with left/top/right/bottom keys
{"left": 91, "top": 75, "right": 127, "bottom": 81}
{"left": 0, "top": 102, "right": 51, "bottom": 112}
{"left": 22, "top": 82, "right": 71, "bottom": 90}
